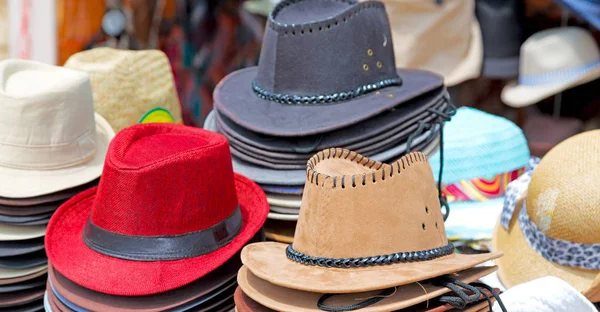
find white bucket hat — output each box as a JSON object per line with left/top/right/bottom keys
{"left": 0, "top": 59, "right": 115, "bottom": 198}
{"left": 502, "top": 27, "right": 600, "bottom": 107}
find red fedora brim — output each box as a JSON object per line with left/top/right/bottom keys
{"left": 46, "top": 174, "right": 269, "bottom": 296}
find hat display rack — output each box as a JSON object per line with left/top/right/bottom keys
{"left": 0, "top": 0, "right": 599, "bottom": 311}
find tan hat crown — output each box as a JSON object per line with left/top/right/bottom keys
{"left": 292, "top": 148, "right": 448, "bottom": 260}
{"left": 527, "top": 130, "right": 600, "bottom": 244}
{"left": 520, "top": 27, "right": 600, "bottom": 78}
{"left": 64, "top": 47, "right": 182, "bottom": 132}
{"left": 0, "top": 59, "right": 97, "bottom": 170}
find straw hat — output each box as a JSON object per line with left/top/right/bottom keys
{"left": 502, "top": 27, "right": 600, "bottom": 107}
{"left": 0, "top": 59, "right": 114, "bottom": 199}
{"left": 382, "top": 0, "right": 483, "bottom": 87}
{"left": 493, "top": 130, "right": 600, "bottom": 302}
{"left": 64, "top": 47, "right": 183, "bottom": 132}
{"left": 242, "top": 149, "right": 501, "bottom": 297}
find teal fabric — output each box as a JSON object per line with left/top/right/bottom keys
{"left": 444, "top": 197, "right": 505, "bottom": 240}
{"left": 429, "top": 107, "right": 530, "bottom": 184}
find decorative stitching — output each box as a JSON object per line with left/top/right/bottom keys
{"left": 269, "top": 0, "right": 382, "bottom": 34}
{"left": 286, "top": 242, "right": 455, "bottom": 268}
{"left": 252, "top": 78, "right": 402, "bottom": 105}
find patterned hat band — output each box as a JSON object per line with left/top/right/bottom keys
{"left": 500, "top": 157, "right": 600, "bottom": 271}
{"left": 442, "top": 167, "right": 527, "bottom": 203}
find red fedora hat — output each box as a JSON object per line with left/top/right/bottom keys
{"left": 45, "top": 124, "right": 269, "bottom": 296}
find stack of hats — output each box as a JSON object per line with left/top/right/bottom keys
{"left": 428, "top": 107, "right": 531, "bottom": 242}
{"left": 494, "top": 130, "right": 600, "bottom": 304}
{"left": 64, "top": 47, "right": 184, "bottom": 133}
{"left": 0, "top": 59, "right": 115, "bottom": 311}
{"left": 235, "top": 148, "right": 507, "bottom": 311}
{"left": 205, "top": 0, "right": 455, "bottom": 243}
{"left": 44, "top": 124, "right": 270, "bottom": 311}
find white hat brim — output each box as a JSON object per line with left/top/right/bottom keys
{"left": 502, "top": 64, "right": 600, "bottom": 107}
{"left": 0, "top": 113, "right": 115, "bottom": 198}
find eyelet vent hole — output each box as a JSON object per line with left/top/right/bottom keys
{"left": 422, "top": 223, "right": 426, "bottom": 231}
{"left": 425, "top": 207, "right": 429, "bottom": 214}
{"left": 435, "top": 222, "right": 439, "bottom": 229}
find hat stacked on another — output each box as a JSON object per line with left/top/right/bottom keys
{"left": 235, "top": 149, "right": 506, "bottom": 312}
{"left": 64, "top": 47, "right": 183, "bottom": 133}
{"left": 206, "top": 0, "right": 455, "bottom": 244}
{"left": 494, "top": 130, "right": 600, "bottom": 303}
{"left": 0, "top": 59, "right": 115, "bottom": 311}
{"left": 428, "top": 107, "right": 531, "bottom": 241}
{"left": 44, "top": 124, "right": 269, "bottom": 312}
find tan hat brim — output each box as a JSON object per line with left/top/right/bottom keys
{"left": 241, "top": 242, "right": 502, "bottom": 293}
{"left": 493, "top": 220, "right": 599, "bottom": 300}
{"left": 264, "top": 220, "right": 295, "bottom": 244}
{"left": 0, "top": 113, "right": 115, "bottom": 198}
{"left": 444, "top": 20, "right": 483, "bottom": 87}
{"left": 501, "top": 65, "right": 600, "bottom": 108}
{"left": 238, "top": 265, "right": 497, "bottom": 312}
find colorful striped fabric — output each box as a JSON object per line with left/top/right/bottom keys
{"left": 443, "top": 166, "right": 527, "bottom": 202}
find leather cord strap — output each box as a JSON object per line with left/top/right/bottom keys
{"left": 82, "top": 206, "right": 242, "bottom": 261}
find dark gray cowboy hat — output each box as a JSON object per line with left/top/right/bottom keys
{"left": 216, "top": 89, "right": 449, "bottom": 154}
{"left": 214, "top": 0, "right": 444, "bottom": 137}
{"left": 476, "top": 0, "right": 523, "bottom": 78}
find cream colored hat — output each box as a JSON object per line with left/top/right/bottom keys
{"left": 0, "top": 1, "right": 7, "bottom": 60}
{"left": 0, "top": 59, "right": 114, "bottom": 198}
{"left": 64, "top": 47, "right": 183, "bottom": 132}
{"left": 382, "top": 0, "right": 483, "bottom": 87}
{"left": 493, "top": 130, "right": 600, "bottom": 303}
{"left": 502, "top": 27, "right": 600, "bottom": 108}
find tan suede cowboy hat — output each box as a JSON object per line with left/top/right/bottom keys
{"left": 502, "top": 27, "right": 600, "bottom": 107}
{"left": 493, "top": 130, "right": 600, "bottom": 303}
{"left": 64, "top": 47, "right": 183, "bottom": 132}
{"left": 382, "top": 0, "right": 483, "bottom": 87}
{"left": 242, "top": 149, "right": 501, "bottom": 296}
{"left": 0, "top": 59, "right": 114, "bottom": 199}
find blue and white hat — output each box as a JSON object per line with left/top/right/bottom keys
{"left": 502, "top": 27, "right": 600, "bottom": 107}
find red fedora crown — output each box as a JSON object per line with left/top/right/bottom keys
{"left": 46, "top": 123, "right": 269, "bottom": 295}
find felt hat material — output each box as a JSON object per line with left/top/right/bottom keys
{"left": 0, "top": 60, "right": 115, "bottom": 199}
{"left": 46, "top": 124, "right": 269, "bottom": 296}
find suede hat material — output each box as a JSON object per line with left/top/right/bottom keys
{"left": 242, "top": 149, "right": 502, "bottom": 294}
{"left": 46, "top": 124, "right": 269, "bottom": 296}
{"left": 0, "top": 60, "right": 115, "bottom": 199}
{"left": 215, "top": 89, "right": 448, "bottom": 155}
{"left": 237, "top": 265, "right": 497, "bottom": 312}
{"left": 204, "top": 112, "right": 441, "bottom": 185}
{"left": 214, "top": 0, "right": 444, "bottom": 137}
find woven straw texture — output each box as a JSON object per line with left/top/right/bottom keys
{"left": 64, "top": 48, "right": 182, "bottom": 132}
{"left": 494, "top": 130, "right": 600, "bottom": 301}
{"left": 429, "top": 107, "right": 530, "bottom": 183}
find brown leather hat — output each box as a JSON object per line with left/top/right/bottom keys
{"left": 242, "top": 149, "right": 502, "bottom": 295}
